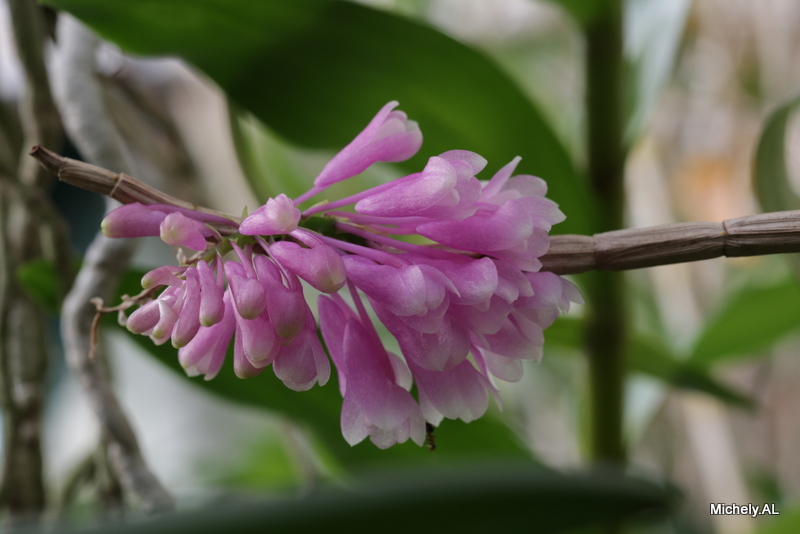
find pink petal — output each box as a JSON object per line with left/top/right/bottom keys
{"left": 197, "top": 260, "right": 224, "bottom": 327}
{"left": 318, "top": 295, "right": 354, "bottom": 396}
{"left": 438, "top": 150, "right": 488, "bottom": 175}
{"left": 341, "top": 319, "right": 423, "bottom": 441}
{"left": 126, "top": 300, "right": 160, "bottom": 335}
{"left": 239, "top": 194, "right": 301, "bottom": 236}
{"left": 409, "top": 359, "right": 491, "bottom": 423}
{"left": 171, "top": 269, "right": 201, "bottom": 348}
{"left": 233, "top": 323, "right": 266, "bottom": 379}
{"left": 375, "top": 305, "right": 469, "bottom": 372}
{"left": 273, "top": 313, "right": 330, "bottom": 391}
{"left": 270, "top": 238, "right": 346, "bottom": 293}
{"left": 159, "top": 212, "right": 209, "bottom": 251}
{"left": 340, "top": 396, "right": 370, "bottom": 446}
{"left": 254, "top": 255, "right": 308, "bottom": 340}
{"left": 418, "top": 199, "right": 534, "bottom": 253}
{"left": 151, "top": 299, "right": 179, "bottom": 341}
{"left": 343, "top": 257, "right": 448, "bottom": 317}
{"left": 224, "top": 261, "right": 267, "bottom": 320}
{"left": 475, "top": 350, "right": 525, "bottom": 382}
{"left": 178, "top": 292, "right": 235, "bottom": 380}
{"left": 354, "top": 156, "right": 457, "bottom": 217}
{"left": 141, "top": 265, "right": 186, "bottom": 289}
{"left": 314, "top": 101, "right": 422, "bottom": 188}
{"left": 101, "top": 203, "right": 168, "bottom": 238}
{"left": 233, "top": 306, "right": 277, "bottom": 368}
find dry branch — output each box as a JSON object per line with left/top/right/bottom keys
{"left": 30, "top": 145, "right": 800, "bottom": 275}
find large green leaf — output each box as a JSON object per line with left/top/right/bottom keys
{"left": 688, "top": 278, "right": 800, "bottom": 367}
{"left": 112, "top": 271, "right": 529, "bottom": 469}
{"left": 49, "top": 466, "right": 677, "bottom": 534}
{"left": 42, "top": 0, "right": 595, "bottom": 234}
{"left": 546, "top": 317, "right": 753, "bottom": 407}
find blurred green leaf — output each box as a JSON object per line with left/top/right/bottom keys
{"left": 229, "top": 107, "right": 403, "bottom": 205}
{"left": 16, "top": 258, "right": 61, "bottom": 312}
{"left": 112, "top": 270, "right": 530, "bottom": 469}
{"left": 42, "top": 0, "right": 595, "bottom": 234}
{"left": 754, "top": 93, "right": 800, "bottom": 278}
{"left": 754, "top": 94, "right": 800, "bottom": 214}
{"left": 624, "top": 0, "right": 692, "bottom": 141}
{"left": 542, "top": 0, "right": 606, "bottom": 25}
{"left": 55, "top": 466, "right": 677, "bottom": 534}
{"left": 547, "top": 317, "right": 753, "bottom": 407}
{"left": 723, "top": 92, "right": 800, "bottom": 372}
{"left": 688, "top": 278, "right": 800, "bottom": 367}
{"left": 756, "top": 505, "right": 800, "bottom": 534}
{"left": 228, "top": 107, "right": 320, "bottom": 203}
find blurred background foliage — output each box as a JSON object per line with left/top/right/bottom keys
{"left": 3, "top": 0, "right": 800, "bottom": 532}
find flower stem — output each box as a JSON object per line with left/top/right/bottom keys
{"left": 583, "top": 0, "right": 627, "bottom": 466}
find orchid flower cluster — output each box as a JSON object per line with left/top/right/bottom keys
{"left": 103, "top": 102, "right": 582, "bottom": 449}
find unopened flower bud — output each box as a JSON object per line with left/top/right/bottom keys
{"left": 197, "top": 260, "right": 224, "bottom": 327}
{"left": 239, "top": 194, "right": 301, "bottom": 236}
{"left": 126, "top": 300, "right": 161, "bottom": 335}
{"left": 101, "top": 203, "right": 168, "bottom": 238}
{"left": 224, "top": 261, "right": 267, "bottom": 319}
{"left": 160, "top": 212, "right": 209, "bottom": 251}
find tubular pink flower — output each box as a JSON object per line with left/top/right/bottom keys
{"left": 232, "top": 327, "right": 264, "bottom": 379}
{"left": 341, "top": 256, "right": 452, "bottom": 318}
{"left": 101, "top": 203, "right": 169, "bottom": 238}
{"left": 269, "top": 230, "right": 346, "bottom": 293}
{"left": 253, "top": 255, "right": 308, "bottom": 340}
{"left": 311, "top": 101, "right": 423, "bottom": 191}
{"left": 171, "top": 268, "right": 202, "bottom": 348}
{"left": 353, "top": 152, "right": 484, "bottom": 220}
{"left": 417, "top": 200, "right": 534, "bottom": 252}
{"left": 319, "top": 295, "right": 424, "bottom": 449}
{"left": 231, "top": 303, "right": 276, "bottom": 378}
{"left": 141, "top": 265, "right": 186, "bottom": 289}
{"left": 102, "top": 203, "right": 235, "bottom": 238}
{"left": 402, "top": 255, "right": 498, "bottom": 306}
{"left": 126, "top": 299, "right": 161, "bottom": 335}
{"left": 224, "top": 260, "right": 267, "bottom": 320}
{"left": 197, "top": 260, "right": 225, "bottom": 327}
{"left": 239, "top": 194, "right": 301, "bottom": 236}
{"left": 272, "top": 310, "right": 330, "bottom": 392}
{"left": 178, "top": 292, "right": 236, "bottom": 380}
{"left": 151, "top": 298, "right": 179, "bottom": 345}
{"left": 354, "top": 157, "right": 457, "bottom": 216}
{"left": 235, "top": 310, "right": 276, "bottom": 369}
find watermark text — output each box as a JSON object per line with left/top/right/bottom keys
{"left": 710, "top": 503, "right": 779, "bottom": 518}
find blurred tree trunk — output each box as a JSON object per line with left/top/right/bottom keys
{"left": 0, "top": 0, "right": 67, "bottom": 521}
